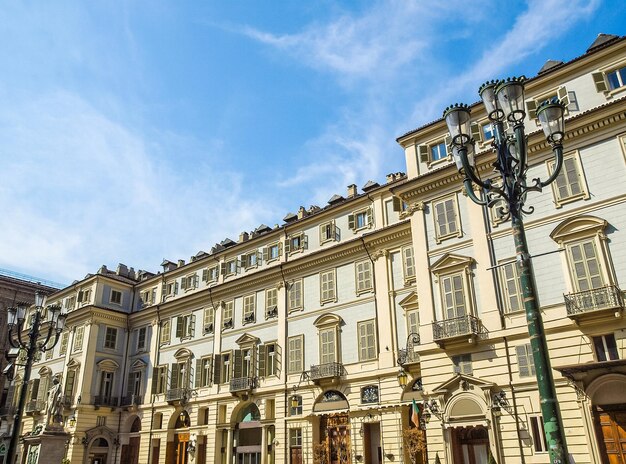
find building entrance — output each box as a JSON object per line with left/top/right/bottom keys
{"left": 320, "top": 414, "right": 351, "bottom": 464}
{"left": 451, "top": 426, "right": 489, "bottom": 464}
{"left": 594, "top": 405, "right": 626, "bottom": 463}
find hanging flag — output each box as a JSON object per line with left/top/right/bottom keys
{"left": 411, "top": 399, "right": 420, "bottom": 427}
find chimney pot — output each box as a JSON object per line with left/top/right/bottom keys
{"left": 177, "top": 259, "right": 185, "bottom": 268}
{"left": 347, "top": 184, "right": 357, "bottom": 198}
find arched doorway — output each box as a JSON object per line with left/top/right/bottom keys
{"left": 121, "top": 416, "right": 141, "bottom": 464}
{"left": 313, "top": 391, "right": 350, "bottom": 464}
{"left": 587, "top": 373, "right": 626, "bottom": 463}
{"left": 235, "top": 403, "right": 262, "bottom": 464}
{"left": 451, "top": 426, "right": 489, "bottom": 464}
{"left": 166, "top": 410, "right": 191, "bottom": 464}
{"left": 88, "top": 437, "right": 110, "bottom": 464}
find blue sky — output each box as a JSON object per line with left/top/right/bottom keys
{"left": 0, "top": 0, "right": 624, "bottom": 284}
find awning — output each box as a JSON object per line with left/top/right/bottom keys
{"left": 554, "top": 359, "right": 626, "bottom": 377}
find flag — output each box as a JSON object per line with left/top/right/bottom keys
{"left": 411, "top": 399, "right": 420, "bottom": 427}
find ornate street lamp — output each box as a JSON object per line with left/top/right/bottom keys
{"left": 397, "top": 369, "right": 408, "bottom": 388}
{"left": 6, "top": 291, "right": 67, "bottom": 464}
{"left": 443, "top": 76, "right": 568, "bottom": 463}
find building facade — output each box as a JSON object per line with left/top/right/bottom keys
{"left": 4, "top": 33, "right": 626, "bottom": 464}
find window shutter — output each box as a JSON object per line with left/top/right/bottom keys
{"left": 284, "top": 239, "right": 291, "bottom": 254}
{"left": 127, "top": 373, "right": 134, "bottom": 396}
{"left": 176, "top": 317, "right": 184, "bottom": 338}
{"left": 258, "top": 345, "right": 267, "bottom": 377}
{"left": 189, "top": 315, "right": 196, "bottom": 337}
{"left": 233, "top": 350, "right": 243, "bottom": 379}
{"left": 171, "top": 363, "right": 180, "bottom": 390}
{"left": 262, "top": 247, "right": 268, "bottom": 262}
{"left": 516, "top": 345, "right": 530, "bottom": 377}
{"left": 202, "top": 269, "right": 208, "bottom": 282}
{"left": 195, "top": 359, "right": 202, "bottom": 388}
{"left": 348, "top": 214, "right": 355, "bottom": 230}
{"left": 213, "top": 355, "right": 222, "bottom": 385}
{"left": 525, "top": 100, "right": 537, "bottom": 119}
{"left": 30, "top": 379, "right": 40, "bottom": 400}
{"left": 452, "top": 356, "right": 461, "bottom": 374}
{"left": 418, "top": 145, "right": 428, "bottom": 163}
{"left": 444, "top": 136, "right": 452, "bottom": 156}
{"left": 334, "top": 223, "right": 340, "bottom": 242}
{"left": 77, "top": 291, "right": 84, "bottom": 303}
{"left": 278, "top": 242, "right": 283, "bottom": 256}
{"left": 275, "top": 344, "right": 282, "bottom": 375}
{"left": 557, "top": 86, "right": 570, "bottom": 109}
{"left": 194, "top": 274, "right": 199, "bottom": 288}
{"left": 470, "top": 122, "right": 482, "bottom": 142}
{"left": 257, "top": 251, "right": 263, "bottom": 265}
{"left": 302, "top": 234, "right": 308, "bottom": 250}
{"left": 151, "top": 368, "right": 159, "bottom": 394}
{"left": 220, "top": 263, "right": 227, "bottom": 276}
{"left": 181, "top": 278, "right": 187, "bottom": 291}
{"left": 161, "top": 283, "right": 166, "bottom": 298}
{"left": 236, "top": 258, "right": 241, "bottom": 273}
{"left": 392, "top": 196, "right": 402, "bottom": 212}
{"left": 592, "top": 71, "right": 608, "bottom": 92}
{"left": 174, "top": 282, "right": 179, "bottom": 294}
{"left": 366, "top": 207, "right": 373, "bottom": 226}
{"left": 240, "top": 254, "right": 247, "bottom": 268}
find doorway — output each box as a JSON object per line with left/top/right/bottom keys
{"left": 594, "top": 405, "right": 626, "bottom": 463}
{"left": 451, "top": 426, "right": 490, "bottom": 464}
{"left": 320, "top": 414, "right": 351, "bottom": 464}
{"left": 363, "top": 423, "right": 381, "bottom": 464}
{"left": 175, "top": 432, "right": 190, "bottom": 464}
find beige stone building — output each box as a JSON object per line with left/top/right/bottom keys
{"left": 3, "top": 33, "right": 626, "bottom": 464}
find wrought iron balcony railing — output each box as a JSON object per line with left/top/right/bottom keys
{"left": 398, "top": 332, "right": 421, "bottom": 366}
{"left": 432, "top": 315, "right": 481, "bottom": 342}
{"left": 229, "top": 376, "right": 256, "bottom": 393}
{"left": 25, "top": 400, "right": 45, "bottom": 414}
{"left": 166, "top": 388, "right": 190, "bottom": 403}
{"left": 309, "top": 362, "right": 345, "bottom": 381}
{"left": 93, "top": 395, "right": 119, "bottom": 407}
{"left": 120, "top": 394, "right": 143, "bottom": 407}
{"left": 564, "top": 285, "right": 624, "bottom": 318}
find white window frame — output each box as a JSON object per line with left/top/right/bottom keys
{"left": 222, "top": 258, "right": 238, "bottom": 277}
{"left": 202, "top": 265, "right": 219, "bottom": 283}
{"left": 110, "top": 289, "right": 122, "bottom": 306}
{"left": 288, "top": 279, "right": 303, "bottom": 312}
{"left": 203, "top": 307, "right": 215, "bottom": 334}
{"left": 320, "top": 269, "right": 337, "bottom": 304}
{"left": 516, "top": 343, "right": 536, "bottom": 378}
{"left": 160, "top": 319, "right": 171, "bottom": 345}
{"left": 357, "top": 319, "right": 377, "bottom": 362}
{"left": 418, "top": 136, "right": 452, "bottom": 166}
{"left": 286, "top": 232, "right": 307, "bottom": 255}
{"left": 175, "top": 314, "right": 195, "bottom": 340}
{"left": 319, "top": 220, "right": 339, "bottom": 244}
{"left": 499, "top": 259, "right": 523, "bottom": 313}
{"left": 355, "top": 260, "right": 373, "bottom": 295}
{"left": 222, "top": 300, "right": 234, "bottom": 329}
{"left": 402, "top": 246, "right": 416, "bottom": 284}
{"left": 348, "top": 207, "right": 373, "bottom": 233}
{"left": 592, "top": 334, "right": 619, "bottom": 362}
{"left": 265, "top": 288, "right": 278, "bottom": 319}
{"left": 77, "top": 288, "right": 92, "bottom": 306}
{"left": 181, "top": 273, "right": 198, "bottom": 292}
{"left": 242, "top": 294, "right": 256, "bottom": 324}
{"left": 452, "top": 354, "right": 472, "bottom": 375}
{"left": 592, "top": 60, "right": 626, "bottom": 96}
{"left": 432, "top": 194, "right": 462, "bottom": 243}
{"left": 547, "top": 151, "right": 589, "bottom": 207}
{"left": 265, "top": 241, "right": 282, "bottom": 263}
{"left": 136, "top": 326, "right": 147, "bottom": 352}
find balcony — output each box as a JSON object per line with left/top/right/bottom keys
{"left": 93, "top": 396, "right": 119, "bottom": 408}
{"left": 25, "top": 400, "right": 45, "bottom": 415}
{"left": 229, "top": 377, "right": 256, "bottom": 394}
{"left": 432, "top": 315, "right": 482, "bottom": 346}
{"left": 166, "top": 388, "right": 190, "bottom": 404}
{"left": 565, "top": 285, "right": 624, "bottom": 321}
{"left": 120, "top": 394, "right": 143, "bottom": 408}
{"left": 309, "top": 362, "right": 345, "bottom": 385}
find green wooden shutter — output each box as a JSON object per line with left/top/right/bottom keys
{"left": 181, "top": 278, "right": 187, "bottom": 291}
{"left": 392, "top": 197, "right": 402, "bottom": 212}
{"left": 233, "top": 350, "right": 243, "bottom": 379}
{"left": 77, "top": 290, "right": 84, "bottom": 303}
{"left": 258, "top": 345, "right": 267, "bottom": 378}
{"left": 275, "top": 344, "right": 282, "bottom": 375}
{"left": 278, "top": 242, "right": 283, "bottom": 256}
{"left": 5, "top": 384, "right": 15, "bottom": 410}
{"left": 189, "top": 315, "right": 196, "bottom": 337}
{"left": 262, "top": 247, "right": 269, "bottom": 262}
{"left": 175, "top": 317, "right": 184, "bottom": 338}
{"left": 213, "top": 355, "right": 222, "bottom": 385}
{"left": 418, "top": 145, "right": 428, "bottom": 163}
{"left": 202, "top": 269, "right": 208, "bottom": 282}
{"left": 516, "top": 345, "right": 530, "bottom": 377}
{"left": 195, "top": 359, "right": 202, "bottom": 388}
{"left": 171, "top": 363, "right": 180, "bottom": 390}
{"left": 348, "top": 214, "right": 355, "bottom": 230}
{"left": 302, "top": 234, "right": 308, "bottom": 250}
{"left": 284, "top": 239, "right": 291, "bottom": 254}
{"left": 470, "top": 122, "right": 482, "bottom": 143}
{"left": 127, "top": 373, "right": 134, "bottom": 396}
{"left": 592, "top": 72, "right": 608, "bottom": 92}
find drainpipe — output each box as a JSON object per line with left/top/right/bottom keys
{"left": 147, "top": 273, "right": 164, "bottom": 464}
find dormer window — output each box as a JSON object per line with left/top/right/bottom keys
{"left": 418, "top": 136, "right": 452, "bottom": 165}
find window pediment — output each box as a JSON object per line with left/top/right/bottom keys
{"left": 67, "top": 358, "right": 81, "bottom": 369}
{"left": 173, "top": 348, "right": 193, "bottom": 360}
{"left": 399, "top": 292, "right": 419, "bottom": 310}
{"left": 550, "top": 215, "right": 607, "bottom": 243}
{"left": 432, "top": 373, "right": 494, "bottom": 395}
{"left": 130, "top": 359, "right": 147, "bottom": 371}
{"left": 313, "top": 313, "right": 343, "bottom": 328}
{"left": 430, "top": 253, "right": 474, "bottom": 274}
{"left": 235, "top": 333, "right": 260, "bottom": 346}
{"left": 97, "top": 359, "right": 120, "bottom": 372}
{"left": 37, "top": 366, "right": 52, "bottom": 377}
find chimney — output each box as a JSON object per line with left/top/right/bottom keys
{"left": 116, "top": 263, "right": 129, "bottom": 277}
{"left": 178, "top": 259, "right": 185, "bottom": 268}
{"left": 98, "top": 265, "right": 108, "bottom": 275}
{"left": 239, "top": 231, "right": 249, "bottom": 243}
{"left": 386, "top": 173, "right": 395, "bottom": 183}
{"left": 128, "top": 267, "right": 135, "bottom": 280}
{"left": 297, "top": 206, "right": 307, "bottom": 220}
{"left": 347, "top": 184, "right": 357, "bottom": 198}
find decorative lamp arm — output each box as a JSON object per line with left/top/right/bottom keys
{"left": 458, "top": 145, "right": 490, "bottom": 191}
{"left": 463, "top": 179, "right": 487, "bottom": 206}
{"left": 538, "top": 144, "right": 564, "bottom": 188}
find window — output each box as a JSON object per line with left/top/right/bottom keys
{"left": 221, "top": 258, "right": 239, "bottom": 277}
{"left": 566, "top": 239, "right": 604, "bottom": 292}
{"left": 110, "top": 290, "right": 122, "bottom": 305}
{"left": 104, "top": 327, "right": 117, "bottom": 350}
{"left": 64, "top": 369, "right": 77, "bottom": 404}
{"left": 418, "top": 137, "right": 451, "bottom": 164}
{"left": 73, "top": 326, "right": 84, "bottom": 352}
{"left": 175, "top": 314, "right": 195, "bottom": 339}
{"left": 140, "top": 288, "right": 156, "bottom": 306}
{"left": 357, "top": 320, "right": 377, "bottom": 361}
{"left": 127, "top": 371, "right": 142, "bottom": 398}
{"left": 151, "top": 365, "right": 168, "bottom": 394}
{"left": 290, "top": 397, "right": 303, "bottom": 416}
{"left": 64, "top": 296, "right": 76, "bottom": 310}
{"left": 77, "top": 288, "right": 91, "bottom": 305}
{"left": 320, "top": 269, "right": 337, "bottom": 304}
{"left": 96, "top": 416, "right": 107, "bottom": 427}
{"left": 220, "top": 353, "right": 232, "bottom": 384}
{"left": 222, "top": 300, "right": 234, "bottom": 329}
{"left": 500, "top": 260, "right": 523, "bottom": 313}
{"left": 406, "top": 310, "right": 419, "bottom": 336}
{"left": 196, "top": 357, "right": 213, "bottom": 388}
{"left": 289, "top": 428, "right": 303, "bottom": 447}
{"left": 181, "top": 273, "right": 198, "bottom": 291}
{"left": 241, "top": 251, "right": 261, "bottom": 269}
{"left": 263, "top": 242, "right": 282, "bottom": 263}
{"left": 243, "top": 294, "right": 256, "bottom": 324}
{"left": 433, "top": 195, "right": 460, "bottom": 242}
{"left": 288, "top": 280, "right": 303, "bottom": 312}
{"left": 593, "top": 334, "right": 619, "bottom": 362}
{"left": 526, "top": 86, "right": 572, "bottom": 119}
{"left": 164, "top": 281, "right": 178, "bottom": 298}
{"left": 452, "top": 354, "right": 472, "bottom": 375}
{"left": 160, "top": 319, "right": 171, "bottom": 345}
{"left": 593, "top": 65, "right": 626, "bottom": 93}
{"left": 319, "top": 328, "right": 337, "bottom": 364}
{"left": 265, "top": 288, "right": 278, "bottom": 318}
{"left": 203, "top": 307, "right": 215, "bottom": 334}
{"left": 548, "top": 153, "right": 588, "bottom": 206}
{"left": 286, "top": 232, "right": 307, "bottom": 254}
{"left": 481, "top": 122, "right": 494, "bottom": 141}
{"left": 361, "top": 385, "right": 379, "bottom": 404}
{"left": 288, "top": 335, "right": 304, "bottom": 374}
{"left": 99, "top": 371, "right": 114, "bottom": 400}
{"left": 440, "top": 272, "right": 467, "bottom": 319}
{"left": 136, "top": 327, "right": 147, "bottom": 352}
{"left": 516, "top": 344, "right": 536, "bottom": 377}
{"left": 171, "top": 361, "right": 190, "bottom": 390}
{"left": 402, "top": 246, "right": 416, "bottom": 283}
{"left": 59, "top": 332, "right": 69, "bottom": 356}
{"left": 348, "top": 207, "right": 373, "bottom": 232}
{"left": 264, "top": 343, "right": 277, "bottom": 377}
{"left": 356, "top": 260, "right": 373, "bottom": 294}
{"left": 202, "top": 266, "right": 219, "bottom": 283}
{"left": 530, "top": 416, "right": 548, "bottom": 453}
{"left": 320, "top": 221, "right": 339, "bottom": 244}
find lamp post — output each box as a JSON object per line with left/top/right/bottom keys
{"left": 6, "top": 291, "right": 67, "bottom": 464}
{"left": 443, "top": 76, "right": 568, "bottom": 463}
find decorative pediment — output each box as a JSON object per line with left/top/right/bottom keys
{"left": 130, "top": 359, "right": 147, "bottom": 371}
{"left": 235, "top": 333, "right": 260, "bottom": 346}
{"left": 550, "top": 215, "right": 607, "bottom": 243}
{"left": 430, "top": 253, "right": 474, "bottom": 274}
{"left": 432, "top": 373, "right": 494, "bottom": 395}
{"left": 399, "top": 292, "right": 419, "bottom": 310}
{"left": 313, "top": 313, "right": 343, "bottom": 328}
{"left": 66, "top": 358, "right": 81, "bottom": 370}
{"left": 37, "top": 366, "right": 52, "bottom": 377}
{"left": 84, "top": 425, "right": 116, "bottom": 444}
{"left": 97, "top": 359, "right": 120, "bottom": 371}
{"left": 174, "top": 348, "right": 193, "bottom": 360}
